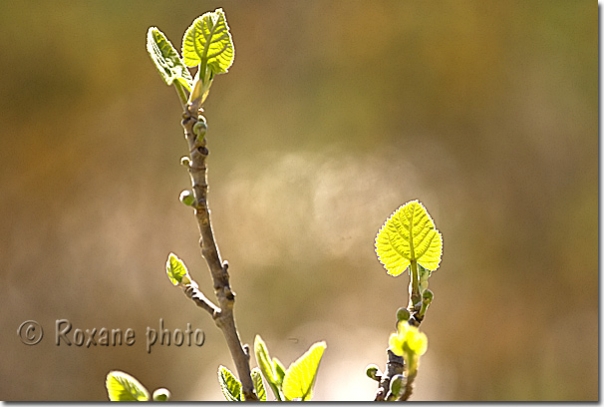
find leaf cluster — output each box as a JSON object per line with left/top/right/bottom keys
{"left": 146, "top": 8, "right": 234, "bottom": 107}
{"left": 219, "top": 335, "right": 327, "bottom": 401}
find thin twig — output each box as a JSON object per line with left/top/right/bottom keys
{"left": 183, "top": 284, "right": 220, "bottom": 316}
{"left": 180, "top": 102, "right": 258, "bottom": 401}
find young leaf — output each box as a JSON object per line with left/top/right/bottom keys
{"left": 254, "top": 335, "right": 282, "bottom": 400}
{"left": 105, "top": 371, "right": 150, "bottom": 401}
{"left": 375, "top": 200, "right": 443, "bottom": 277}
{"left": 217, "top": 365, "right": 242, "bottom": 401}
{"left": 282, "top": 341, "right": 327, "bottom": 401}
{"left": 146, "top": 27, "right": 192, "bottom": 91}
{"left": 272, "top": 357, "right": 287, "bottom": 385}
{"left": 166, "top": 253, "right": 190, "bottom": 286}
{"left": 389, "top": 321, "right": 428, "bottom": 376}
{"left": 251, "top": 367, "right": 267, "bottom": 401}
{"left": 182, "top": 8, "right": 235, "bottom": 74}
{"left": 389, "top": 321, "right": 428, "bottom": 357}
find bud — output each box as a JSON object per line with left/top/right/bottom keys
{"left": 180, "top": 156, "right": 191, "bottom": 167}
{"left": 389, "top": 374, "right": 405, "bottom": 398}
{"left": 179, "top": 190, "right": 196, "bottom": 206}
{"left": 365, "top": 364, "right": 381, "bottom": 381}
{"left": 152, "top": 388, "right": 171, "bottom": 401}
{"left": 193, "top": 120, "right": 207, "bottom": 138}
{"left": 422, "top": 289, "right": 434, "bottom": 304}
{"left": 396, "top": 307, "right": 411, "bottom": 323}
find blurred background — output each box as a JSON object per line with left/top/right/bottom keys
{"left": 0, "top": 0, "right": 597, "bottom": 401}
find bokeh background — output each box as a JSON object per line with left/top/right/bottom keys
{"left": 0, "top": 0, "right": 597, "bottom": 401}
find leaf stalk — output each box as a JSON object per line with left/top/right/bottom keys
{"left": 409, "top": 259, "right": 421, "bottom": 312}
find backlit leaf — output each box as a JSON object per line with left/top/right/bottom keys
{"left": 146, "top": 27, "right": 192, "bottom": 90}
{"left": 272, "top": 357, "right": 286, "bottom": 385}
{"left": 375, "top": 200, "right": 443, "bottom": 276}
{"left": 282, "top": 342, "right": 326, "bottom": 401}
{"left": 165, "top": 253, "right": 189, "bottom": 286}
{"left": 389, "top": 321, "right": 428, "bottom": 376}
{"left": 389, "top": 321, "right": 428, "bottom": 358}
{"left": 105, "top": 371, "right": 150, "bottom": 401}
{"left": 182, "top": 8, "right": 234, "bottom": 74}
{"left": 218, "top": 365, "right": 242, "bottom": 401}
{"left": 251, "top": 368, "right": 267, "bottom": 401}
{"left": 254, "top": 335, "right": 282, "bottom": 400}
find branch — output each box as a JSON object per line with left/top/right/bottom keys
{"left": 374, "top": 350, "right": 405, "bottom": 401}
{"left": 180, "top": 102, "right": 258, "bottom": 401}
{"left": 183, "top": 284, "right": 220, "bottom": 316}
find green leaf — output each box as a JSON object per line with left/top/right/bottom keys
{"left": 272, "top": 357, "right": 286, "bottom": 385}
{"left": 389, "top": 321, "right": 428, "bottom": 376}
{"left": 282, "top": 341, "right": 327, "bottom": 401}
{"left": 105, "top": 371, "right": 150, "bottom": 401}
{"left": 389, "top": 321, "right": 428, "bottom": 357}
{"left": 166, "top": 253, "right": 190, "bottom": 286}
{"left": 182, "top": 8, "right": 235, "bottom": 74}
{"left": 375, "top": 200, "right": 443, "bottom": 277}
{"left": 218, "top": 365, "right": 242, "bottom": 401}
{"left": 254, "top": 335, "right": 282, "bottom": 400}
{"left": 251, "top": 367, "right": 267, "bottom": 401}
{"left": 254, "top": 335, "right": 275, "bottom": 382}
{"left": 146, "top": 27, "right": 192, "bottom": 91}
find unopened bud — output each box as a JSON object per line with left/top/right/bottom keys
{"left": 396, "top": 307, "right": 411, "bottom": 323}
{"left": 179, "top": 190, "right": 195, "bottom": 206}
{"left": 422, "top": 289, "right": 434, "bottom": 304}
{"left": 389, "top": 374, "right": 405, "bottom": 397}
{"left": 152, "top": 388, "right": 171, "bottom": 401}
{"left": 193, "top": 120, "right": 207, "bottom": 138}
{"left": 365, "top": 364, "right": 381, "bottom": 381}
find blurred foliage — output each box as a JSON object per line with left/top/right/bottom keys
{"left": 0, "top": 0, "right": 596, "bottom": 401}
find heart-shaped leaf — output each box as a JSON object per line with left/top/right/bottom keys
{"left": 182, "top": 8, "right": 234, "bottom": 74}
{"left": 375, "top": 200, "right": 443, "bottom": 276}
